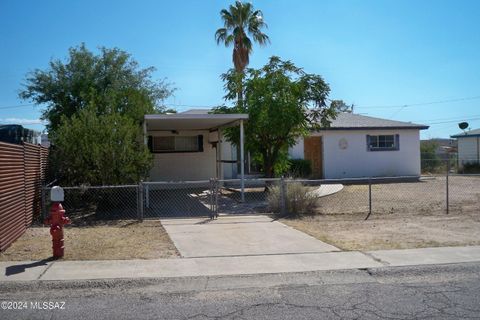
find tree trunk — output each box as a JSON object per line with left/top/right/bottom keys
{"left": 263, "top": 154, "right": 274, "bottom": 178}
{"left": 236, "top": 72, "right": 244, "bottom": 109}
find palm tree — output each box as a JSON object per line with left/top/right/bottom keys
{"left": 215, "top": 1, "right": 269, "bottom": 106}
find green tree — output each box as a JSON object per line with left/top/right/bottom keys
{"left": 50, "top": 107, "right": 152, "bottom": 186}
{"left": 420, "top": 140, "right": 441, "bottom": 173}
{"left": 20, "top": 43, "right": 173, "bottom": 132}
{"left": 330, "top": 100, "right": 354, "bottom": 113}
{"left": 215, "top": 56, "right": 337, "bottom": 177}
{"left": 215, "top": 1, "right": 269, "bottom": 106}
{"left": 19, "top": 44, "right": 173, "bottom": 185}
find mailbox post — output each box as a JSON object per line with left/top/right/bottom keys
{"left": 44, "top": 186, "right": 70, "bottom": 258}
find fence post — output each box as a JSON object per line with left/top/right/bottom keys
{"left": 365, "top": 178, "right": 372, "bottom": 220}
{"left": 209, "top": 178, "right": 215, "bottom": 219}
{"left": 145, "top": 184, "right": 150, "bottom": 209}
{"left": 138, "top": 181, "right": 144, "bottom": 221}
{"left": 215, "top": 179, "right": 219, "bottom": 218}
{"left": 446, "top": 161, "right": 450, "bottom": 215}
{"left": 280, "top": 176, "right": 287, "bottom": 217}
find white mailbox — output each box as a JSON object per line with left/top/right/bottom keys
{"left": 50, "top": 186, "right": 64, "bottom": 202}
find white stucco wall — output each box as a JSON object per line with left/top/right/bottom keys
{"left": 288, "top": 129, "right": 422, "bottom": 178}
{"left": 148, "top": 130, "right": 216, "bottom": 181}
{"left": 457, "top": 136, "right": 480, "bottom": 166}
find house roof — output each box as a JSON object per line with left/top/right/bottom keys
{"left": 451, "top": 128, "right": 480, "bottom": 138}
{"left": 146, "top": 109, "right": 428, "bottom": 131}
{"left": 320, "top": 112, "right": 429, "bottom": 130}
{"left": 179, "top": 109, "right": 211, "bottom": 115}
{"left": 144, "top": 112, "right": 248, "bottom": 131}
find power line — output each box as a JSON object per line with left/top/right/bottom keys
{"left": 415, "top": 114, "right": 480, "bottom": 122}
{"left": 427, "top": 117, "right": 480, "bottom": 125}
{"left": 356, "top": 95, "right": 480, "bottom": 109}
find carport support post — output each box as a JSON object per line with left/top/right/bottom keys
{"left": 240, "top": 119, "right": 245, "bottom": 202}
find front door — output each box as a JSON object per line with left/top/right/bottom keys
{"left": 304, "top": 136, "right": 323, "bottom": 178}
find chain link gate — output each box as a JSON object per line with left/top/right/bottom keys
{"left": 209, "top": 178, "right": 219, "bottom": 219}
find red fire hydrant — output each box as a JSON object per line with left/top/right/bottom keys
{"left": 44, "top": 186, "right": 70, "bottom": 259}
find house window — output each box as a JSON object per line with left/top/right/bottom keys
{"left": 367, "top": 134, "right": 399, "bottom": 151}
{"left": 149, "top": 135, "right": 203, "bottom": 153}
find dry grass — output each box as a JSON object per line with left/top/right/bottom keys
{"left": 0, "top": 220, "right": 179, "bottom": 261}
{"left": 282, "top": 212, "right": 480, "bottom": 251}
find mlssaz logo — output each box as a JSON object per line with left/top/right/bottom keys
{"left": 30, "top": 301, "right": 66, "bottom": 310}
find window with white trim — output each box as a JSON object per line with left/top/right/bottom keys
{"left": 367, "top": 134, "right": 399, "bottom": 151}
{"left": 149, "top": 135, "right": 203, "bottom": 153}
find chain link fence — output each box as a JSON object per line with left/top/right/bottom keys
{"left": 42, "top": 185, "right": 140, "bottom": 224}
{"left": 211, "top": 169, "right": 480, "bottom": 219}
{"left": 40, "top": 164, "right": 480, "bottom": 223}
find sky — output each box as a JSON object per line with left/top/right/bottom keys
{"left": 1, "top": 0, "right": 479, "bottom": 139}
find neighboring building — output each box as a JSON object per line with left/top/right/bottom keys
{"left": 420, "top": 138, "right": 457, "bottom": 160}
{"left": 0, "top": 124, "right": 41, "bottom": 145}
{"left": 289, "top": 113, "right": 429, "bottom": 179}
{"left": 451, "top": 128, "right": 480, "bottom": 167}
{"left": 40, "top": 133, "right": 50, "bottom": 148}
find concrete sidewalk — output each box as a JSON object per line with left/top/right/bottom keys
{"left": 2, "top": 246, "right": 480, "bottom": 282}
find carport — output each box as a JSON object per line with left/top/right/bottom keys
{"left": 143, "top": 112, "right": 248, "bottom": 201}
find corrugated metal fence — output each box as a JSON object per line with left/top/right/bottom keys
{"left": 0, "top": 141, "right": 48, "bottom": 251}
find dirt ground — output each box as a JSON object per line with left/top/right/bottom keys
{"left": 313, "top": 176, "right": 480, "bottom": 215}
{"left": 0, "top": 220, "right": 179, "bottom": 261}
{"left": 282, "top": 176, "right": 480, "bottom": 250}
{"left": 282, "top": 211, "right": 480, "bottom": 251}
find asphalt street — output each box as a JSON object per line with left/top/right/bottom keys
{"left": 1, "top": 262, "right": 480, "bottom": 319}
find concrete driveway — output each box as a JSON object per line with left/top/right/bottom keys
{"left": 160, "top": 215, "right": 339, "bottom": 258}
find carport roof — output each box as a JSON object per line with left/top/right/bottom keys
{"left": 144, "top": 113, "right": 248, "bottom": 131}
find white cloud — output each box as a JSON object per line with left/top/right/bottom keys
{"left": 0, "top": 118, "right": 46, "bottom": 125}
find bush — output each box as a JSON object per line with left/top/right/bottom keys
{"left": 420, "top": 141, "right": 442, "bottom": 173}
{"left": 51, "top": 107, "right": 152, "bottom": 186}
{"left": 462, "top": 162, "right": 480, "bottom": 173}
{"left": 267, "top": 181, "right": 318, "bottom": 217}
{"left": 287, "top": 159, "right": 312, "bottom": 178}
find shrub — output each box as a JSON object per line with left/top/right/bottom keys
{"left": 287, "top": 159, "right": 312, "bottom": 178}
{"left": 462, "top": 162, "right": 480, "bottom": 174}
{"left": 420, "top": 141, "right": 442, "bottom": 173}
{"left": 267, "top": 181, "right": 318, "bottom": 217}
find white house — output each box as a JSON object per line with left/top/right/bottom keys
{"left": 143, "top": 110, "right": 428, "bottom": 181}
{"left": 289, "top": 113, "right": 428, "bottom": 179}
{"left": 451, "top": 128, "right": 480, "bottom": 168}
